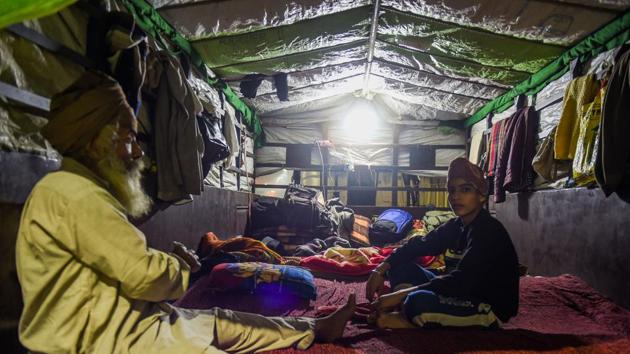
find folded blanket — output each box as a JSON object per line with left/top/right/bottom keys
{"left": 299, "top": 247, "right": 437, "bottom": 277}
{"left": 207, "top": 262, "right": 318, "bottom": 300}
{"left": 293, "top": 236, "right": 351, "bottom": 257}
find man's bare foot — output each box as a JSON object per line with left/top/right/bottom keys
{"left": 314, "top": 293, "right": 356, "bottom": 342}
{"left": 376, "top": 311, "right": 416, "bottom": 329}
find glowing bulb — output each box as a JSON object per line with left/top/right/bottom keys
{"left": 343, "top": 99, "right": 379, "bottom": 136}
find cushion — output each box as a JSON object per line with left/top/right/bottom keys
{"left": 207, "top": 262, "right": 317, "bottom": 300}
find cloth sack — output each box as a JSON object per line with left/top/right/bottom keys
{"left": 532, "top": 126, "right": 571, "bottom": 182}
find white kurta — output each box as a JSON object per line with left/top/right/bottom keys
{"left": 16, "top": 158, "right": 314, "bottom": 354}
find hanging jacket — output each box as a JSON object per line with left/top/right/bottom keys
{"left": 145, "top": 51, "right": 204, "bottom": 203}
{"left": 554, "top": 75, "right": 599, "bottom": 160}
{"left": 494, "top": 107, "right": 538, "bottom": 203}
{"left": 573, "top": 86, "right": 605, "bottom": 186}
{"left": 596, "top": 47, "right": 630, "bottom": 203}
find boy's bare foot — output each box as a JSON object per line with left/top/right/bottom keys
{"left": 375, "top": 311, "right": 416, "bottom": 329}
{"left": 314, "top": 293, "right": 356, "bottom": 342}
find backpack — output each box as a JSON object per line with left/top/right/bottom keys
{"left": 280, "top": 184, "right": 330, "bottom": 233}
{"left": 368, "top": 209, "right": 413, "bottom": 246}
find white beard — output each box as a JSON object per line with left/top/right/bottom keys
{"left": 95, "top": 149, "right": 152, "bottom": 218}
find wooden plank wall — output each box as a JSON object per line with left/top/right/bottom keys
{"left": 137, "top": 187, "right": 251, "bottom": 252}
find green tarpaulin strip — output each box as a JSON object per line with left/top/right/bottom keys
{"left": 191, "top": 6, "right": 370, "bottom": 68}
{"left": 379, "top": 10, "right": 565, "bottom": 75}
{"left": 121, "top": 0, "right": 265, "bottom": 146}
{"left": 0, "top": 0, "right": 76, "bottom": 29}
{"left": 465, "top": 11, "right": 630, "bottom": 127}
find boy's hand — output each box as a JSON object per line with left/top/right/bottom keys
{"left": 365, "top": 271, "right": 386, "bottom": 301}
{"left": 371, "top": 288, "right": 411, "bottom": 312}
{"left": 366, "top": 263, "right": 390, "bottom": 301}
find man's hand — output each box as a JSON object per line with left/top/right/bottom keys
{"left": 172, "top": 241, "right": 201, "bottom": 273}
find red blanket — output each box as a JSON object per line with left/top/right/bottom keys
{"left": 176, "top": 274, "right": 630, "bottom": 354}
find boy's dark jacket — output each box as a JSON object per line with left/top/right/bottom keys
{"left": 385, "top": 208, "right": 519, "bottom": 322}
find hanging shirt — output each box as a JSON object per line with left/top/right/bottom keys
{"left": 554, "top": 75, "right": 599, "bottom": 160}
{"left": 487, "top": 119, "right": 508, "bottom": 177}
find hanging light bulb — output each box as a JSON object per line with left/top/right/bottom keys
{"left": 343, "top": 98, "right": 379, "bottom": 136}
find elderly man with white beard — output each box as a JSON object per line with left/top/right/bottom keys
{"left": 15, "top": 70, "right": 355, "bottom": 354}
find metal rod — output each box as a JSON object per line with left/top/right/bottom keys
{"left": 253, "top": 184, "right": 446, "bottom": 192}
{"left": 362, "top": 0, "right": 381, "bottom": 96}
{"left": 6, "top": 24, "right": 94, "bottom": 69}
{"left": 0, "top": 81, "right": 50, "bottom": 114}
{"left": 254, "top": 163, "right": 449, "bottom": 171}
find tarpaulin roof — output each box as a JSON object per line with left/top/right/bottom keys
{"left": 142, "top": 1, "right": 630, "bottom": 131}
{"left": 6, "top": 1, "right": 628, "bottom": 139}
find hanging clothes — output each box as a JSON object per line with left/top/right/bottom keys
{"left": 532, "top": 126, "right": 571, "bottom": 182}
{"left": 478, "top": 130, "right": 491, "bottom": 174}
{"left": 487, "top": 119, "right": 508, "bottom": 177}
{"left": 145, "top": 51, "right": 204, "bottom": 203}
{"left": 239, "top": 73, "right": 266, "bottom": 98}
{"left": 596, "top": 47, "right": 630, "bottom": 203}
{"left": 573, "top": 86, "right": 605, "bottom": 186}
{"left": 494, "top": 107, "right": 538, "bottom": 203}
{"left": 197, "top": 112, "right": 230, "bottom": 178}
{"left": 469, "top": 132, "right": 483, "bottom": 165}
{"left": 223, "top": 101, "right": 240, "bottom": 168}
{"left": 554, "top": 74, "right": 599, "bottom": 160}
{"left": 273, "top": 72, "right": 289, "bottom": 101}
{"left": 190, "top": 75, "right": 226, "bottom": 118}
{"left": 86, "top": 12, "right": 148, "bottom": 115}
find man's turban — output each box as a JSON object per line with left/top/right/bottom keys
{"left": 447, "top": 157, "right": 488, "bottom": 195}
{"left": 41, "top": 70, "right": 132, "bottom": 155}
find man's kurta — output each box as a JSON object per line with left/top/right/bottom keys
{"left": 16, "top": 158, "right": 314, "bottom": 354}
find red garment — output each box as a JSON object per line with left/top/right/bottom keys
{"left": 487, "top": 119, "right": 508, "bottom": 177}
{"left": 412, "top": 219, "right": 424, "bottom": 230}
{"left": 198, "top": 232, "right": 285, "bottom": 264}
